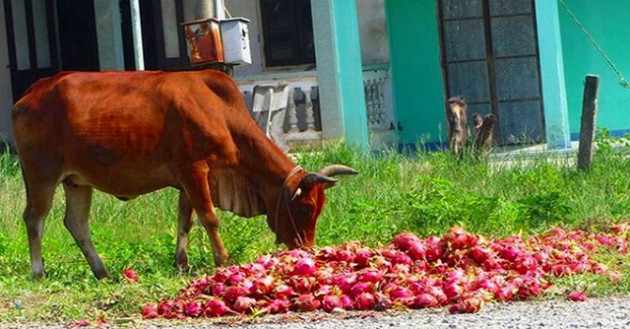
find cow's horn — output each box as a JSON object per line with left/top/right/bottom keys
{"left": 311, "top": 173, "right": 338, "bottom": 190}
{"left": 317, "top": 165, "right": 359, "bottom": 177}
{"left": 303, "top": 173, "right": 338, "bottom": 186}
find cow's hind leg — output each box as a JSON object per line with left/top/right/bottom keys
{"left": 179, "top": 167, "right": 230, "bottom": 267}
{"left": 20, "top": 153, "right": 63, "bottom": 280}
{"left": 175, "top": 190, "right": 194, "bottom": 271}
{"left": 62, "top": 183, "right": 110, "bottom": 279}
{"left": 23, "top": 183, "right": 56, "bottom": 280}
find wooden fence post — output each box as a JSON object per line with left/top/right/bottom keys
{"left": 577, "top": 75, "right": 600, "bottom": 171}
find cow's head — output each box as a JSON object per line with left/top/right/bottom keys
{"left": 269, "top": 165, "right": 358, "bottom": 249}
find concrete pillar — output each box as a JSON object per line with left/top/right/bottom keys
{"left": 311, "top": 0, "right": 369, "bottom": 151}
{"left": 535, "top": 0, "right": 571, "bottom": 149}
{"left": 94, "top": 0, "right": 124, "bottom": 70}
{"left": 0, "top": 0, "right": 15, "bottom": 144}
{"left": 198, "top": 1, "right": 213, "bottom": 18}
{"left": 183, "top": 0, "right": 218, "bottom": 20}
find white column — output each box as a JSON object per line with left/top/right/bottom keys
{"left": 94, "top": 0, "right": 124, "bottom": 70}
{"left": 130, "top": 0, "right": 144, "bottom": 70}
{"left": 311, "top": 0, "right": 369, "bottom": 150}
{"left": 0, "top": 0, "right": 15, "bottom": 144}
{"left": 535, "top": 0, "right": 571, "bottom": 149}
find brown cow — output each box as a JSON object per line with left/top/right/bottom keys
{"left": 11, "top": 69, "right": 357, "bottom": 279}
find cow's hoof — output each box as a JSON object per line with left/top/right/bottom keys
{"left": 31, "top": 270, "right": 45, "bottom": 281}
{"left": 214, "top": 256, "right": 232, "bottom": 267}
{"left": 94, "top": 269, "right": 111, "bottom": 280}
{"left": 176, "top": 263, "right": 191, "bottom": 273}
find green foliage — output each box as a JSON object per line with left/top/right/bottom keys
{"left": 394, "top": 176, "right": 496, "bottom": 236}
{"left": 0, "top": 149, "right": 20, "bottom": 177}
{"left": 2, "top": 142, "right": 630, "bottom": 322}
{"left": 594, "top": 127, "right": 630, "bottom": 157}
{"left": 516, "top": 190, "right": 572, "bottom": 227}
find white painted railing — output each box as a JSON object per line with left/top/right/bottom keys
{"left": 239, "top": 75, "right": 321, "bottom": 145}
{"left": 237, "top": 65, "right": 393, "bottom": 147}
{"left": 363, "top": 65, "right": 393, "bottom": 132}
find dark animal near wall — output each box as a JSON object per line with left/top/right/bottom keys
{"left": 473, "top": 113, "right": 496, "bottom": 160}
{"left": 446, "top": 95, "right": 468, "bottom": 156}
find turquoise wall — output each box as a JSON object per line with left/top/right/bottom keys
{"left": 559, "top": 0, "right": 630, "bottom": 136}
{"left": 385, "top": 0, "right": 445, "bottom": 145}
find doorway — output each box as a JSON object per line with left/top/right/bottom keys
{"left": 438, "top": 0, "right": 545, "bottom": 145}
{"left": 56, "top": 0, "right": 99, "bottom": 71}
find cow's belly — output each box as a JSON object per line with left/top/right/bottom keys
{"left": 63, "top": 160, "right": 179, "bottom": 198}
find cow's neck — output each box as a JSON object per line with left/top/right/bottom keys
{"left": 236, "top": 124, "right": 296, "bottom": 184}
{"left": 210, "top": 124, "right": 298, "bottom": 218}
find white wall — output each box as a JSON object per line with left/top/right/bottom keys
{"left": 162, "top": 0, "right": 221, "bottom": 62}
{"left": 227, "top": 0, "right": 389, "bottom": 78}
{"left": 357, "top": 0, "right": 389, "bottom": 65}
{"left": 227, "top": 1, "right": 265, "bottom": 77}
{"left": 0, "top": 0, "right": 15, "bottom": 144}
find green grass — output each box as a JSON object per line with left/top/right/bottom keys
{"left": 2, "top": 142, "right": 630, "bottom": 323}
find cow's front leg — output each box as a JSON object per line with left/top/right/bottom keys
{"left": 175, "top": 190, "right": 194, "bottom": 271}
{"left": 179, "top": 166, "right": 230, "bottom": 267}
{"left": 62, "top": 184, "right": 110, "bottom": 279}
{"left": 198, "top": 206, "right": 230, "bottom": 267}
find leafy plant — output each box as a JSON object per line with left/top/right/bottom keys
{"left": 594, "top": 127, "right": 630, "bottom": 157}
{"left": 517, "top": 190, "right": 572, "bottom": 228}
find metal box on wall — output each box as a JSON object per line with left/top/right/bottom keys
{"left": 183, "top": 17, "right": 251, "bottom": 66}
{"left": 220, "top": 18, "right": 252, "bottom": 65}
{"left": 183, "top": 18, "right": 224, "bottom": 65}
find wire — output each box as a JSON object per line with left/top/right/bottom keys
{"left": 559, "top": 0, "right": 629, "bottom": 88}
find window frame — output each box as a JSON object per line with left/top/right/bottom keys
{"left": 259, "top": 0, "right": 315, "bottom": 68}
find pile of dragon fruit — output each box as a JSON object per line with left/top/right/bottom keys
{"left": 141, "top": 223, "right": 629, "bottom": 319}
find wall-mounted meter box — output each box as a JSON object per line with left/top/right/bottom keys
{"left": 220, "top": 17, "right": 252, "bottom": 65}
{"left": 183, "top": 17, "right": 251, "bottom": 66}
{"left": 182, "top": 18, "right": 224, "bottom": 65}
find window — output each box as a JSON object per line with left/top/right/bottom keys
{"left": 260, "top": 0, "right": 315, "bottom": 67}
{"left": 438, "top": 0, "right": 545, "bottom": 145}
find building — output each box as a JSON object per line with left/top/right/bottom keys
{"left": 1, "top": 0, "right": 629, "bottom": 151}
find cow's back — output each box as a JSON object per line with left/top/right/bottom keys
{"left": 11, "top": 70, "right": 244, "bottom": 197}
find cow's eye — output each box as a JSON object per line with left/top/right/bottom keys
{"left": 298, "top": 205, "right": 312, "bottom": 217}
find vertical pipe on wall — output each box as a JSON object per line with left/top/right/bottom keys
{"left": 191, "top": 0, "right": 213, "bottom": 20}
{"left": 130, "top": 0, "right": 144, "bottom": 70}
{"left": 214, "top": 0, "right": 225, "bottom": 19}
